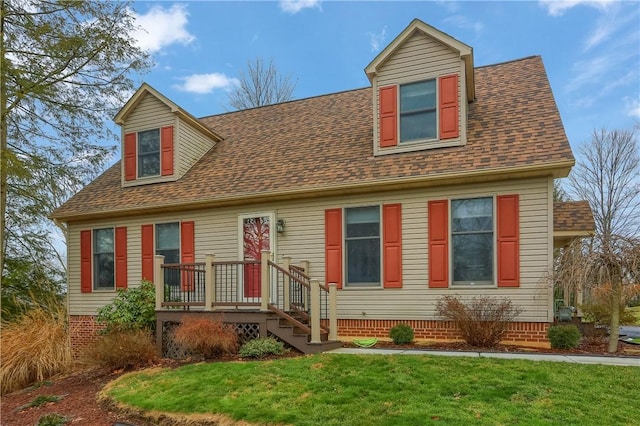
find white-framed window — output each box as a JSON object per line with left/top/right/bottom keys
{"left": 345, "top": 206, "right": 381, "bottom": 287}
{"left": 156, "top": 222, "right": 180, "bottom": 285}
{"left": 93, "top": 228, "right": 114, "bottom": 290}
{"left": 451, "top": 197, "right": 494, "bottom": 285}
{"left": 400, "top": 79, "right": 436, "bottom": 143}
{"left": 138, "top": 128, "right": 160, "bottom": 177}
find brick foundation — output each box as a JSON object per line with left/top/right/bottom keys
{"left": 338, "top": 319, "right": 550, "bottom": 348}
{"left": 69, "top": 315, "right": 105, "bottom": 358}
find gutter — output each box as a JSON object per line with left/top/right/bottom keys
{"left": 53, "top": 160, "right": 574, "bottom": 223}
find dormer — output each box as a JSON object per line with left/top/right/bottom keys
{"left": 365, "top": 19, "right": 474, "bottom": 156}
{"left": 114, "top": 83, "right": 222, "bottom": 187}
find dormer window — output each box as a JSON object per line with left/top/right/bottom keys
{"left": 400, "top": 80, "right": 436, "bottom": 142}
{"left": 138, "top": 129, "right": 161, "bottom": 177}
{"left": 378, "top": 74, "right": 460, "bottom": 150}
{"left": 124, "top": 126, "right": 174, "bottom": 181}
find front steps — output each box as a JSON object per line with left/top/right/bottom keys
{"left": 266, "top": 314, "right": 342, "bottom": 354}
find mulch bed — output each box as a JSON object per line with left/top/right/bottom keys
{"left": 2, "top": 340, "right": 637, "bottom": 425}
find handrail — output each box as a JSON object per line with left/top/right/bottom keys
{"left": 155, "top": 256, "right": 336, "bottom": 341}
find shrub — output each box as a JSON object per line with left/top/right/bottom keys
{"left": 548, "top": 325, "right": 581, "bottom": 349}
{"left": 96, "top": 280, "right": 156, "bottom": 333}
{"left": 389, "top": 323, "right": 414, "bottom": 344}
{"left": 436, "top": 295, "right": 523, "bottom": 347}
{"left": 81, "top": 329, "right": 158, "bottom": 370}
{"left": 0, "top": 306, "right": 71, "bottom": 395}
{"left": 239, "top": 337, "right": 286, "bottom": 358}
{"left": 173, "top": 316, "right": 239, "bottom": 358}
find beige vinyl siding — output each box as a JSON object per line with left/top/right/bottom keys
{"left": 373, "top": 30, "right": 467, "bottom": 155}
{"left": 123, "top": 93, "right": 175, "bottom": 134}
{"left": 176, "top": 116, "right": 215, "bottom": 178}
{"left": 68, "top": 177, "right": 552, "bottom": 322}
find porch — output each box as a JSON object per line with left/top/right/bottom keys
{"left": 152, "top": 251, "right": 342, "bottom": 355}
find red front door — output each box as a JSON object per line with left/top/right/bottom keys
{"left": 242, "top": 216, "right": 270, "bottom": 298}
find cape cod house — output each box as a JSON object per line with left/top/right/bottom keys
{"left": 52, "top": 19, "right": 594, "bottom": 355}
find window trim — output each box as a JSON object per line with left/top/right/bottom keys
{"left": 343, "top": 205, "right": 382, "bottom": 289}
{"left": 399, "top": 79, "right": 437, "bottom": 144}
{"left": 137, "top": 128, "right": 161, "bottom": 179}
{"left": 448, "top": 194, "right": 498, "bottom": 288}
{"left": 449, "top": 196, "right": 497, "bottom": 288}
{"left": 92, "top": 227, "right": 115, "bottom": 291}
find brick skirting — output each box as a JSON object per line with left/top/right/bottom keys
{"left": 338, "top": 319, "right": 550, "bottom": 348}
{"left": 69, "top": 315, "right": 551, "bottom": 355}
{"left": 69, "top": 315, "right": 105, "bottom": 358}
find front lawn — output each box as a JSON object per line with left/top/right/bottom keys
{"left": 104, "top": 354, "right": 639, "bottom": 425}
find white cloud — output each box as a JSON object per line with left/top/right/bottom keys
{"left": 368, "top": 26, "right": 387, "bottom": 52}
{"left": 279, "top": 0, "right": 322, "bottom": 14}
{"left": 539, "top": 0, "right": 615, "bottom": 16}
{"left": 565, "top": 55, "right": 611, "bottom": 93}
{"left": 443, "top": 15, "right": 484, "bottom": 36}
{"left": 132, "top": 4, "right": 195, "bottom": 53}
{"left": 624, "top": 97, "right": 640, "bottom": 119}
{"left": 173, "top": 73, "right": 240, "bottom": 94}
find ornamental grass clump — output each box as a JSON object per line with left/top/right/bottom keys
{"left": 436, "top": 295, "right": 522, "bottom": 347}
{"left": 174, "top": 316, "right": 239, "bottom": 358}
{"left": 389, "top": 323, "right": 415, "bottom": 344}
{"left": 0, "top": 305, "right": 71, "bottom": 395}
{"left": 547, "top": 324, "right": 581, "bottom": 349}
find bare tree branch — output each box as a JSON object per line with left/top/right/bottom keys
{"left": 227, "top": 57, "right": 297, "bottom": 110}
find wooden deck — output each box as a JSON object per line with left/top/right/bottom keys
{"left": 153, "top": 252, "right": 340, "bottom": 355}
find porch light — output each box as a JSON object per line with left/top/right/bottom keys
{"left": 276, "top": 218, "right": 286, "bottom": 233}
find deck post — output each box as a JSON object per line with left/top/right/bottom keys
{"left": 261, "top": 250, "right": 271, "bottom": 311}
{"left": 154, "top": 255, "right": 165, "bottom": 311}
{"left": 282, "top": 255, "right": 291, "bottom": 311}
{"left": 300, "top": 259, "right": 310, "bottom": 274}
{"left": 310, "top": 279, "right": 321, "bottom": 344}
{"left": 154, "top": 254, "right": 165, "bottom": 355}
{"left": 204, "top": 253, "right": 215, "bottom": 311}
{"left": 328, "top": 283, "right": 338, "bottom": 341}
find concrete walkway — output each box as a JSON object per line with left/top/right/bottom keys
{"left": 328, "top": 347, "right": 640, "bottom": 367}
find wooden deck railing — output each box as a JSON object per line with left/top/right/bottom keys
{"left": 154, "top": 251, "right": 338, "bottom": 342}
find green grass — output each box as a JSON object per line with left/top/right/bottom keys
{"left": 628, "top": 306, "right": 640, "bottom": 323}
{"left": 105, "top": 354, "right": 640, "bottom": 425}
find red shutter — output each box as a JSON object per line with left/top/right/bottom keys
{"left": 325, "top": 208, "right": 343, "bottom": 289}
{"left": 497, "top": 195, "right": 520, "bottom": 287}
{"left": 141, "top": 224, "right": 154, "bottom": 282}
{"left": 80, "top": 230, "right": 92, "bottom": 293}
{"left": 383, "top": 204, "right": 402, "bottom": 288}
{"left": 161, "top": 126, "right": 174, "bottom": 176}
{"left": 428, "top": 200, "right": 449, "bottom": 288}
{"left": 124, "top": 133, "right": 137, "bottom": 181}
{"left": 379, "top": 85, "right": 398, "bottom": 148}
{"left": 115, "top": 227, "right": 128, "bottom": 290}
{"left": 439, "top": 74, "right": 459, "bottom": 140}
{"left": 181, "top": 221, "right": 195, "bottom": 291}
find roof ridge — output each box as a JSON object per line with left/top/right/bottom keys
{"left": 198, "top": 86, "right": 371, "bottom": 120}
{"left": 475, "top": 55, "right": 541, "bottom": 69}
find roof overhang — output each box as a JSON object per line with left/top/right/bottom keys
{"left": 364, "top": 19, "right": 475, "bottom": 101}
{"left": 554, "top": 230, "right": 594, "bottom": 249}
{"left": 113, "top": 83, "right": 223, "bottom": 142}
{"left": 54, "top": 160, "right": 574, "bottom": 223}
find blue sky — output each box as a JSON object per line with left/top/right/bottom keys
{"left": 128, "top": 0, "right": 640, "bottom": 153}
